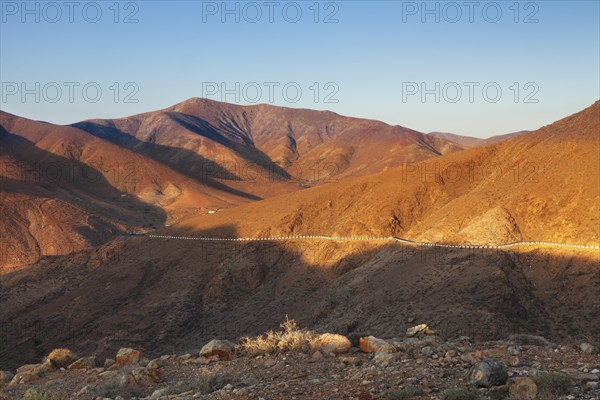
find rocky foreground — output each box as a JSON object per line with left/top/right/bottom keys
{"left": 1, "top": 323, "right": 599, "bottom": 400}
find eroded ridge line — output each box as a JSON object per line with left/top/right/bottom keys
{"left": 145, "top": 235, "right": 600, "bottom": 250}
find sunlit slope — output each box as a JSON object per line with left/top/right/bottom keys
{"left": 174, "top": 101, "right": 600, "bottom": 246}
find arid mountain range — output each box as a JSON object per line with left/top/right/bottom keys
{"left": 0, "top": 100, "right": 598, "bottom": 370}
{"left": 1, "top": 99, "right": 468, "bottom": 271}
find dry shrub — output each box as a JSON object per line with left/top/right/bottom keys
{"left": 196, "top": 372, "right": 234, "bottom": 394}
{"left": 535, "top": 372, "right": 572, "bottom": 400}
{"left": 44, "top": 348, "right": 77, "bottom": 368}
{"left": 92, "top": 379, "right": 144, "bottom": 398}
{"left": 21, "top": 389, "right": 60, "bottom": 400}
{"left": 380, "top": 386, "right": 424, "bottom": 400}
{"left": 236, "top": 317, "right": 317, "bottom": 356}
{"left": 441, "top": 388, "right": 480, "bottom": 400}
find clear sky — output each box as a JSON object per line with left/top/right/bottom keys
{"left": 1, "top": 0, "right": 599, "bottom": 137}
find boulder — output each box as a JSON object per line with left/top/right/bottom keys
{"left": 359, "top": 336, "right": 396, "bottom": 354}
{"left": 199, "top": 339, "right": 235, "bottom": 360}
{"left": 68, "top": 356, "right": 98, "bottom": 370}
{"left": 313, "top": 333, "right": 352, "bottom": 354}
{"left": 115, "top": 348, "right": 141, "bottom": 367}
{"left": 509, "top": 377, "right": 538, "bottom": 399}
{"left": 45, "top": 348, "right": 77, "bottom": 368}
{"left": 580, "top": 342, "right": 599, "bottom": 354}
{"left": 9, "top": 361, "right": 52, "bottom": 385}
{"left": 421, "top": 346, "right": 435, "bottom": 357}
{"left": 469, "top": 359, "right": 508, "bottom": 387}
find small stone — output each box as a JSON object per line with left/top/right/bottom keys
{"left": 469, "top": 358, "right": 508, "bottom": 387}
{"left": 508, "top": 355, "right": 520, "bottom": 367}
{"left": 445, "top": 350, "right": 458, "bottom": 358}
{"left": 339, "top": 356, "right": 361, "bottom": 367}
{"left": 510, "top": 377, "right": 538, "bottom": 399}
{"left": 406, "top": 324, "right": 428, "bottom": 337}
{"left": 150, "top": 388, "right": 170, "bottom": 399}
{"left": 586, "top": 381, "right": 599, "bottom": 391}
{"left": 311, "top": 351, "right": 323, "bottom": 360}
{"left": 580, "top": 343, "right": 599, "bottom": 354}
{"left": 104, "top": 358, "right": 115, "bottom": 368}
{"left": 421, "top": 346, "right": 434, "bottom": 357}
{"left": 359, "top": 336, "right": 396, "bottom": 353}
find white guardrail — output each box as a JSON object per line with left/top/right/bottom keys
{"left": 145, "top": 234, "right": 600, "bottom": 250}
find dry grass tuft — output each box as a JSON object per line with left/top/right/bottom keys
{"left": 535, "top": 372, "right": 572, "bottom": 400}
{"left": 44, "top": 348, "right": 77, "bottom": 368}
{"left": 21, "top": 389, "right": 60, "bottom": 400}
{"left": 441, "top": 388, "right": 480, "bottom": 400}
{"left": 236, "top": 317, "right": 317, "bottom": 356}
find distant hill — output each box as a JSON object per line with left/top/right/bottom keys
{"left": 429, "top": 130, "right": 530, "bottom": 148}
{"left": 74, "top": 98, "right": 465, "bottom": 184}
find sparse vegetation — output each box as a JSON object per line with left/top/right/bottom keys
{"left": 236, "top": 317, "right": 317, "bottom": 356}
{"left": 380, "top": 386, "right": 424, "bottom": 399}
{"left": 92, "top": 380, "right": 144, "bottom": 399}
{"left": 21, "top": 389, "right": 60, "bottom": 400}
{"left": 196, "top": 372, "right": 234, "bottom": 394}
{"left": 441, "top": 388, "right": 480, "bottom": 400}
{"left": 535, "top": 372, "right": 572, "bottom": 399}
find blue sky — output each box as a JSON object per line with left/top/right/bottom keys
{"left": 1, "top": 0, "right": 599, "bottom": 137}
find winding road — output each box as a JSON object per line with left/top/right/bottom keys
{"left": 145, "top": 234, "right": 600, "bottom": 250}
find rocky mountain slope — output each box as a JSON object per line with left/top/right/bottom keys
{"left": 1, "top": 97, "right": 542, "bottom": 272}
{"left": 1, "top": 100, "right": 465, "bottom": 271}
{"left": 174, "top": 101, "right": 599, "bottom": 246}
{"left": 0, "top": 111, "right": 284, "bottom": 272}
{"left": 74, "top": 98, "right": 465, "bottom": 184}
